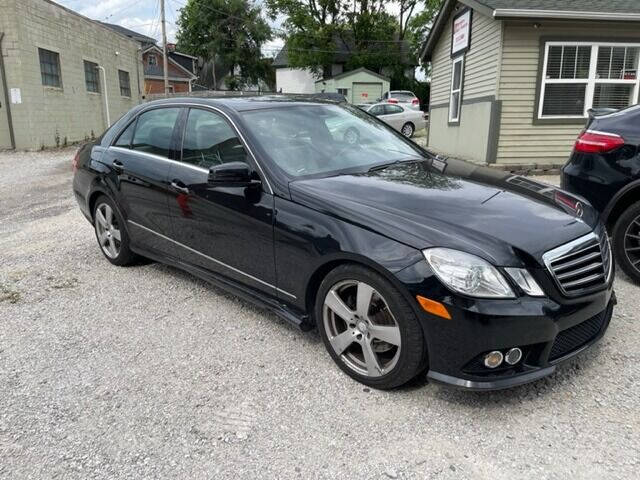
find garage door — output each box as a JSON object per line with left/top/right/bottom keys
{"left": 352, "top": 82, "right": 382, "bottom": 104}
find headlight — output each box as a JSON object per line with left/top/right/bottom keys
{"left": 504, "top": 268, "right": 545, "bottom": 297}
{"left": 423, "top": 248, "right": 515, "bottom": 298}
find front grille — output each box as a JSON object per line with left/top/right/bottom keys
{"left": 549, "top": 305, "right": 611, "bottom": 361}
{"left": 543, "top": 232, "right": 611, "bottom": 297}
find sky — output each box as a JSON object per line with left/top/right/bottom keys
{"left": 55, "top": 0, "right": 287, "bottom": 57}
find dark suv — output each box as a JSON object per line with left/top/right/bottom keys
{"left": 562, "top": 106, "right": 640, "bottom": 283}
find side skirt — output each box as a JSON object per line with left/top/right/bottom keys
{"left": 131, "top": 245, "right": 314, "bottom": 332}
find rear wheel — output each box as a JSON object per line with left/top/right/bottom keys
{"left": 93, "top": 195, "right": 138, "bottom": 266}
{"left": 401, "top": 122, "right": 414, "bottom": 138}
{"left": 613, "top": 201, "right": 640, "bottom": 283}
{"left": 315, "top": 264, "right": 426, "bottom": 389}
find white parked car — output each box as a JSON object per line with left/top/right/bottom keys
{"left": 357, "top": 103, "right": 426, "bottom": 138}
{"left": 378, "top": 90, "right": 421, "bottom": 110}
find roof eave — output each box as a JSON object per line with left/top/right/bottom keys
{"left": 493, "top": 9, "right": 640, "bottom": 22}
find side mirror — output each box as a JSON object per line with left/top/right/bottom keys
{"left": 208, "top": 162, "right": 259, "bottom": 188}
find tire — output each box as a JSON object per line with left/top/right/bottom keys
{"left": 612, "top": 200, "right": 640, "bottom": 284}
{"left": 92, "top": 195, "right": 138, "bottom": 266}
{"left": 400, "top": 122, "right": 414, "bottom": 138}
{"left": 315, "top": 264, "right": 427, "bottom": 389}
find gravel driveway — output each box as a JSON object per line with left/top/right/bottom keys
{"left": 1, "top": 148, "right": 638, "bottom": 480}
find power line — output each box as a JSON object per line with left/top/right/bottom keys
{"left": 170, "top": 0, "right": 406, "bottom": 47}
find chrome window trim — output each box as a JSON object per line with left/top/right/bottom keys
{"left": 128, "top": 220, "right": 296, "bottom": 299}
{"left": 109, "top": 146, "right": 208, "bottom": 173}
{"left": 109, "top": 102, "right": 274, "bottom": 194}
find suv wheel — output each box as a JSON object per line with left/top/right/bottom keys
{"left": 93, "top": 195, "right": 138, "bottom": 266}
{"left": 315, "top": 264, "right": 427, "bottom": 389}
{"left": 612, "top": 201, "right": 640, "bottom": 283}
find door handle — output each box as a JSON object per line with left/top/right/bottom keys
{"left": 112, "top": 159, "right": 124, "bottom": 173}
{"left": 170, "top": 180, "right": 190, "bottom": 195}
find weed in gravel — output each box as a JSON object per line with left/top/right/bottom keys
{"left": 48, "top": 276, "right": 79, "bottom": 289}
{"left": 0, "top": 284, "right": 20, "bottom": 303}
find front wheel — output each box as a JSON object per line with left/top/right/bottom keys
{"left": 401, "top": 122, "right": 414, "bottom": 138}
{"left": 315, "top": 264, "right": 427, "bottom": 389}
{"left": 612, "top": 201, "right": 640, "bottom": 283}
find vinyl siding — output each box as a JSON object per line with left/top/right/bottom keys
{"left": 430, "top": 4, "right": 501, "bottom": 106}
{"left": 497, "top": 21, "right": 640, "bottom": 164}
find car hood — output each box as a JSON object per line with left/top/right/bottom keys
{"left": 288, "top": 158, "right": 597, "bottom": 266}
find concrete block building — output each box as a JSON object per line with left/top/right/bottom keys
{"left": 0, "top": 0, "right": 144, "bottom": 150}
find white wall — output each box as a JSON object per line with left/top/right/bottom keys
{"left": 275, "top": 68, "right": 318, "bottom": 93}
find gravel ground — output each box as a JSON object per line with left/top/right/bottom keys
{"left": 1, "top": 147, "right": 638, "bottom": 480}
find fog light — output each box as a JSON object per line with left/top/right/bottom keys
{"left": 505, "top": 348, "right": 523, "bottom": 365}
{"left": 484, "top": 351, "right": 503, "bottom": 369}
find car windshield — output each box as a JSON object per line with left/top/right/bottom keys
{"left": 241, "top": 104, "right": 423, "bottom": 177}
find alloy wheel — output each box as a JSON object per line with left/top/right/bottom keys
{"left": 624, "top": 214, "right": 640, "bottom": 274}
{"left": 401, "top": 123, "right": 414, "bottom": 137}
{"left": 95, "top": 203, "right": 122, "bottom": 259}
{"left": 323, "top": 280, "right": 401, "bottom": 377}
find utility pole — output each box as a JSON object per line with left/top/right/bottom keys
{"left": 160, "top": 0, "right": 169, "bottom": 95}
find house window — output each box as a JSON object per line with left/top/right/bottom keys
{"left": 336, "top": 88, "right": 348, "bottom": 96}
{"left": 148, "top": 54, "right": 157, "bottom": 66}
{"left": 38, "top": 48, "right": 62, "bottom": 88}
{"left": 118, "top": 70, "right": 131, "bottom": 97}
{"left": 539, "top": 42, "right": 640, "bottom": 119}
{"left": 449, "top": 55, "right": 464, "bottom": 123}
{"left": 84, "top": 61, "right": 100, "bottom": 93}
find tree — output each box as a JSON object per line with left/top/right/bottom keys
{"left": 266, "top": 1, "right": 408, "bottom": 77}
{"left": 406, "top": 0, "right": 444, "bottom": 75}
{"left": 176, "top": 0, "right": 272, "bottom": 89}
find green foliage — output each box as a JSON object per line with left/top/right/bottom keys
{"left": 176, "top": 0, "right": 273, "bottom": 88}
{"left": 267, "top": 0, "right": 443, "bottom": 89}
{"left": 406, "top": 0, "right": 444, "bottom": 77}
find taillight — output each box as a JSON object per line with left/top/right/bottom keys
{"left": 412, "top": 98, "right": 420, "bottom": 105}
{"left": 72, "top": 150, "right": 80, "bottom": 172}
{"left": 387, "top": 98, "right": 398, "bottom": 104}
{"left": 574, "top": 130, "right": 624, "bottom": 153}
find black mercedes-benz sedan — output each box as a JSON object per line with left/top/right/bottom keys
{"left": 73, "top": 97, "right": 615, "bottom": 391}
{"left": 562, "top": 105, "right": 640, "bottom": 284}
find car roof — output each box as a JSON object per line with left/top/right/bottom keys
{"left": 141, "top": 95, "right": 344, "bottom": 113}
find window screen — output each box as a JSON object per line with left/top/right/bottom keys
{"left": 39, "top": 48, "right": 62, "bottom": 87}
{"left": 118, "top": 70, "right": 131, "bottom": 97}
{"left": 84, "top": 61, "right": 100, "bottom": 93}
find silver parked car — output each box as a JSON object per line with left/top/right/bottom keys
{"left": 357, "top": 103, "right": 426, "bottom": 138}
{"left": 378, "top": 90, "right": 421, "bottom": 110}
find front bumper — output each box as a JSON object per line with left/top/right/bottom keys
{"left": 425, "top": 295, "right": 614, "bottom": 391}
{"left": 397, "top": 262, "right": 615, "bottom": 391}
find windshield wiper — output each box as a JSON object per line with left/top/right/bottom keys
{"left": 368, "top": 158, "right": 420, "bottom": 172}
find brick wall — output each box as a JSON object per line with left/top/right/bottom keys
{"left": 145, "top": 79, "right": 191, "bottom": 94}
{"left": 0, "top": 0, "right": 144, "bottom": 149}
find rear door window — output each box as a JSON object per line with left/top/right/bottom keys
{"left": 384, "top": 105, "right": 404, "bottom": 115}
{"left": 114, "top": 121, "right": 135, "bottom": 148}
{"left": 131, "top": 108, "right": 180, "bottom": 158}
{"left": 368, "top": 105, "right": 385, "bottom": 116}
